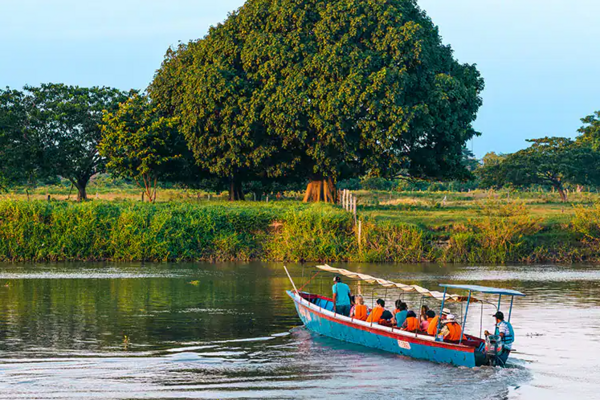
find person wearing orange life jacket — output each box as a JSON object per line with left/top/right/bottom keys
{"left": 426, "top": 307, "right": 450, "bottom": 336}
{"left": 401, "top": 310, "right": 420, "bottom": 332}
{"left": 439, "top": 314, "right": 465, "bottom": 342}
{"left": 366, "top": 299, "right": 393, "bottom": 324}
{"left": 351, "top": 295, "right": 368, "bottom": 321}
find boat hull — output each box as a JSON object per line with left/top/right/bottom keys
{"left": 288, "top": 290, "right": 478, "bottom": 368}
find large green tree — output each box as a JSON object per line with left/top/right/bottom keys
{"left": 478, "top": 137, "right": 600, "bottom": 202}
{"left": 0, "top": 84, "right": 128, "bottom": 200}
{"left": 150, "top": 0, "right": 484, "bottom": 202}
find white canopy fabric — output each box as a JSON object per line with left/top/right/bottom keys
{"left": 317, "top": 265, "right": 479, "bottom": 303}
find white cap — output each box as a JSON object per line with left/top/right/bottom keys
{"left": 444, "top": 314, "right": 456, "bottom": 322}
{"left": 442, "top": 308, "right": 451, "bottom": 315}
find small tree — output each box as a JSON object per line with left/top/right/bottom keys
{"left": 99, "top": 95, "right": 188, "bottom": 202}
{"left": 578, "top": 110, "right": 600, "bottom": 150}
{"left": 480, "top": 152, "right": 507, "bottom": 168}
{"left": 478, "top": 137, "right": 600, "bottom": 202}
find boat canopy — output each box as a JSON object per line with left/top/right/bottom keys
{"left": 439, "top": 284, "right": 525, "bottom": 297}
{"left": 316, "top": 265, "right": 479, "bottom": 303}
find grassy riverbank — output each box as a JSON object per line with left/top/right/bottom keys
{"left": 1, "top": 195, "right": 600, "bottom": 263}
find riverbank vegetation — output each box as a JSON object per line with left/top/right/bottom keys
{"left": 2, "top": 191, "right": 600, "bottom": 263}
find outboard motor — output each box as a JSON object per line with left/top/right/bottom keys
{"left": 484, "top": 335, "right": 504, "bottom": 366}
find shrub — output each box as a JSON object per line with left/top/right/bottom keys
{"left": 266, "top": 205, "right": 355, "bottom": 262}
{"left": 571, "top": 204, "right": 600, "bottom": 242}
{"left": 360, "top": 177, "right": 395, "bottom": 191}
{"left": 469, "top": 200, "right": 541, "bottom": 262}
{"left": 358, "top": 220, "right": 426, "bottom": 263}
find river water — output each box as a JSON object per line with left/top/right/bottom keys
{"left": 0, "top": 262, "right": 598, "bottom": 399}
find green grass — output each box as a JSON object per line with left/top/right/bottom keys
{"left": 2, "top": 188, "right": 600, "bottom": 263}
{"left": 358, "top": 190, "right": 589, "bottom": 231}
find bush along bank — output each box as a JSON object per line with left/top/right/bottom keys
{"left": 0, "top": 199, "right": 599, "bottom": 263}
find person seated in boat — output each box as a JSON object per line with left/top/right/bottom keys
{"left": 419, "top": 305, "right": 430, "bottom": 330}
{"left": 440, "top": 314, "right": 465, "bottom": 342}
{"left": 484, "top": 311, "right": 514, "bottom": 365}
{"left": 366, "top": 299, "right": 393, "bottom": 325}
{"left": 332, "top": 276, "right": 352, "bottom": 317}
{"left": 422, "top": 310, "right": 435, "bottom": 332}
{"left": 351, "top": 295, "right": 368, "bottom": 321}
{"left": 426, "top": 308, "right": 450, "bottom": 336}
{"left": 400, "top": 310, "right": 420, "bottom": 332}
{"left": 394, "top": 300, "right": 408, "bottom": 328}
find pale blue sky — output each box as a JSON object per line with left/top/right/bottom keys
{"left": 2, "top": 0, "right": 599, "bottom": 157}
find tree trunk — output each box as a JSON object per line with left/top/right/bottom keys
{"left": 73, "top": 177, "right": 89, "bottom": 201}
{"left": 140, "top": 174, "right": 157, "bottom": 203}
{"left": 228, "top": 177, "right": 245, "bottom": 201}
{"left": 557, "top": 185, "right": 568, "bottom": 202}
{"left": 77, "top": 185, "right": 87, "bottom": 202}
{"left": 303, "top": 176, "right": 337, "bottom": 203}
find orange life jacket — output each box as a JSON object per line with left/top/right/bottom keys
{"left": 366, "top": 307, "right": 384, "bottom": 323}
{"left": 427, "top": 316, "right": 439, "bottom": 335}
{"left": 444, "top": 322, "right": 463, "bottom": 342}
{"left": 354, "top": 304, "right": 368, "bottom": 321}
{"left": 404, "top": 316, "right": 419, "bottom": 332}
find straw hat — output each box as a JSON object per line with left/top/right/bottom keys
{"left": 442, "top": 308, "right": 451, "bottom": 315}
{"left": 444, "top": 314, "right": 456, "bottom": 323}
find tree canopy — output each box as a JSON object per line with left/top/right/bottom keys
{"left": 0, "top": 88, "right": 49, "bottom": 191}
{"left": 478, "top": 137, "right": 600, "bottom": 202}
{"left": 99, "top": 94, "right": 197, "bottom": 202}
{"left": 0, "top": 84, "right": 128, "bottom": 199}
{"left": 150, "top": 0, "right": 484, "bottom": 202}
{"left": 577, "top": 110, "right": 600, "bottom": 150}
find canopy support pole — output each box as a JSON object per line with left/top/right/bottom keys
{"left": 480, "top": 302, "right": 484, "bottom": 338}
{"left": 459, "top": 290, "right": 471, "bottom": 345}
{"left": 283, "top": 266, "right": 298, "bottom": 294}
{"left": 508, "top": 296, "right": 514, "bottom": 323}
{"left": 418, "top": 296, "right": 425, "bottom": 327}
{"left": 434, "top": 287, "right": 448, "bottom": 341}
{"left": 298, "top": 270, "right": 320, "bottom": 292}
{"left": 370, "top": 287, "right": 376, "bottom": 327}
{"left": 497, "top": 294, "right": 502, "bottom": 311}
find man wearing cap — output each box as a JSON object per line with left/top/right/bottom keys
{"left": 332, "top": 276, "right": 352, "bottom": 317}
{"left": 485, "top": 311, "right": 515, "bottom": 365}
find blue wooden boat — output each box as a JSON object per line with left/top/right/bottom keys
{"left": 285, "top": 266, "right": 524, "bottom": 368}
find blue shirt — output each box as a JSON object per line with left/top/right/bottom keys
{"left": 332, "top": 283, "right": 351, "bottom": 306}
{"left": 395, "top": 310, "right": 408, "bottom": 328}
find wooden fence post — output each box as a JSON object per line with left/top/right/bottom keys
{"left": 358, "top": 219, "right": 362, "bottom": 254}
